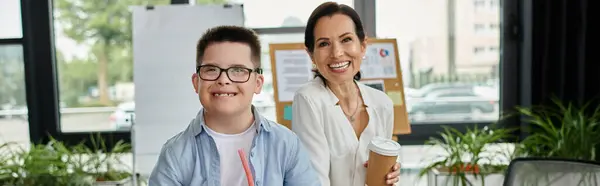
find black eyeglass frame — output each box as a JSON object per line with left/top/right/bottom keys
{"left": 196, "top": 64, "right": 263, "bottom": 83}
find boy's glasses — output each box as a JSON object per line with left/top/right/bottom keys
{"left": 196, "top": 65, "right": 263, "bottom": 83}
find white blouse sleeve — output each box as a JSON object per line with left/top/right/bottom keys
{"left": 291, "top": 94, "right": 331, "bottom": 186}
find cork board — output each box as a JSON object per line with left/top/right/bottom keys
{"left": 268, "top": 43, "right": 306, "bottom": 130}
{"left": 268, "top": 38, "right": 411, "bottom": 135}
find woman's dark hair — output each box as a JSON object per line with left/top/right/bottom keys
{"left": 305, "top": 2, "right": 365, "bottom": 85}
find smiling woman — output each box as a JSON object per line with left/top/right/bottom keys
{"left": 291, "top": 2, "right": 400, "bottom": 186}
{"left": 306, "top": 8, "right": 366, "bottom": 85}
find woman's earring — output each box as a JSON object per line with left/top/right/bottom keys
{"left": 362, "top": 55, "right": 366, "bottom": 60}
{"left": 312, "top": 64, "right": 316, "bottom": 69}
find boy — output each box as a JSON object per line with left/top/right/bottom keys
{"left": 149, "top": 25, "right": 320, "bottom": 186}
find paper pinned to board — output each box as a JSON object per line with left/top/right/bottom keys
{"left": 361, "top": 43, "right": 398, "bottom": 79}
{"left": 386, "top": 91, "right": 404, "bottom": 106}
{"left": 274, "top": 50, "right": 313, "bottom": 102}
{"left": 283, "top": 105, "right": 293, "bottom": 121}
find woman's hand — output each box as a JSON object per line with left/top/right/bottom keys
{"left": 363, "top": 161, "right": 401, "bottom": 185}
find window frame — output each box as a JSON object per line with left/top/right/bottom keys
{"left": 0, "top": 38, "right": 23, "bottom": 44}
{"left": 19, "top": 0, "right": 524, "bottom": 149}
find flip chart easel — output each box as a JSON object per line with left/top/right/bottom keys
{"left": 269, "top": 39, "right": 411, "bottom": 135}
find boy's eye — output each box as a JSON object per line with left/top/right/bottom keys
{"left": 231, "top": 67, "right": 245, "bottom": 73}
{"left": 204, "top": 67, "right": 218, "bottom": 72}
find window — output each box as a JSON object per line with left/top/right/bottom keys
{"left": 0, "top": 45, "right": 30, "bottom": 147}
{"left": 473, "top": 46, "right": 486, "bottom": 54}
{"left": 237, "top": 0, "right": 353, "bottom": 28}
{"left": 489, "top": 46, "right": 499, "bottom": 52}
{"left": 377, "top": 0, "right": 501, "bottom": 124}
{"left": 490, "top": 0, "right": 499, "bottom": 8}
{"left": 474, "top": 0, "right": 486, "bottom": 9}
{"left": 255, "top": 33, "right": 304, "bottom": 121}
{"left": 53, "top": 0, "right": 172, "bottom": 132}
{"left": 0, "top": 0, "right": 23, "bottom": 39}
{"left": 490, "top": 23, "right": 499, "bottom": 30}
{"left": 474, "top": 23, "right": 486, "bottom": 33}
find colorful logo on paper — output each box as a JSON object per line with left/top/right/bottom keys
{"left": 379, "top": 48, "right": 390, "bottom": 57}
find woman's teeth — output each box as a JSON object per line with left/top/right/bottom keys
{"left": 214, "top": 93, "right": 235, "bottom": 97}
{"left": 328, "top": 61, "right": 350, "bottom": 69}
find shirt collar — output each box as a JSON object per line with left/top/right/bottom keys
{"left": 316, "top": 78, "right": 373, "bottom": 108}
{"left": 190, "top": 105, "right": 271, "bottom": 136}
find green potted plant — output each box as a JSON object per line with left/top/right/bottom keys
{"left": 0, "top": 140, "right": 93, "bottom": 186}
{"left": 513, "top": 98, "right": 600, "bottom": 185}
{"left": 517, "top": 98, "right": 600, "bottom": 159}
{"left": 76, "top": 134, "right": 132, "bottom": 185}
{"left": 0, "top": 141, "right": 18, "bottom": 185}
{"left": 418, "top": 125, "right": 516, "bottom": 186}
{"left": 0, "top": 134, "right": 134, "bottom": 186}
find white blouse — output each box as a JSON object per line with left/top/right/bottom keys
{"left": 291, "top": 78, "right": 396, "bottom": 186}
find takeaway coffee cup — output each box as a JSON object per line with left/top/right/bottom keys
{"left": 366, "top": 136, "right": 402, "bottom": 186}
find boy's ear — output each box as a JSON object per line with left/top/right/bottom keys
{"left": 192, "top": 73, "right": 199, "bottom": 94}
{"left": 254, "top": 74, "right": 264, "bottom": 94}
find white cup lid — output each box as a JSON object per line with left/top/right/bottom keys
{"left": 368, "top": 136, "right": 401, "bottom": 156}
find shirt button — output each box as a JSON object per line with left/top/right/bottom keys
{"left": 255, "top": 181, "right": 260, "bottom": 185}
{"left": 250, "top": 152, "right": 254, "bottom": 157}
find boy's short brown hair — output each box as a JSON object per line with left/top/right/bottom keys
{"left": 196, "top": 25, "right": 262, "bottom": 68}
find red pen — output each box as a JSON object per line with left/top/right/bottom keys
{"left": 238, "top": 149, "right": 255, "bottom": 186}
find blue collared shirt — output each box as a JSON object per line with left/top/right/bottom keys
{"left": 148, "top": 107, "right": 321, "bottom": 186}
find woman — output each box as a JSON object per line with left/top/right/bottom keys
{"left": 291, "top": 2, "right": 400, "bottom": 186}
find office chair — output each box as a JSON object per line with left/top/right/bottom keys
{"left": 503, "top": 157, "right": 600, "bottom": 186}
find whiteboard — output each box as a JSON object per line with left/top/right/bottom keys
{"left": 132, "top": 4, "right": 244, "bottom": 176}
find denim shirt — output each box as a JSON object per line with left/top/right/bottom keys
{"left": 148, "top": 106, "right": 321, "bottom": 186}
